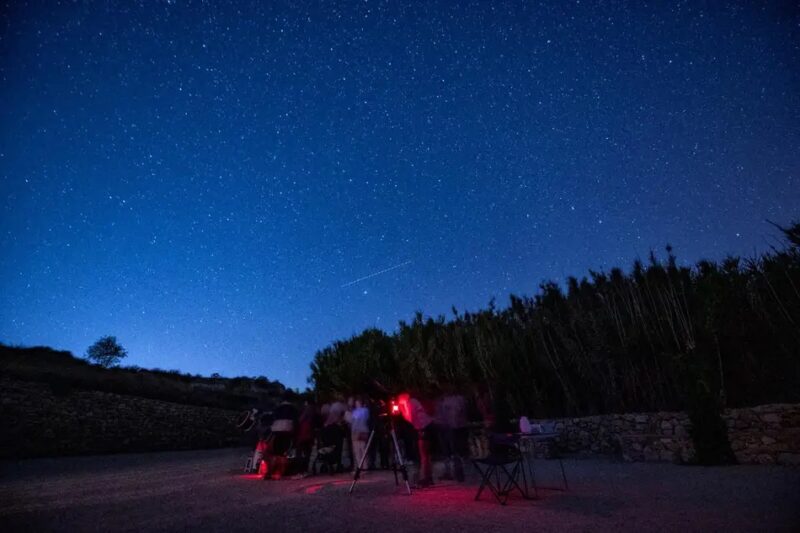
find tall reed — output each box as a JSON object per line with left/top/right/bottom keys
{"left": 309, "top": 223, "right": 800, "bottom": 419}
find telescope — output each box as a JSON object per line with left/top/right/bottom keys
{"left": 349, "top": 381, "right": 412, "bottom": 495}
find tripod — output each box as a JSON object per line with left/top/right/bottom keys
{"left": 349, "top": 416, "right": 412, "bottom": 495}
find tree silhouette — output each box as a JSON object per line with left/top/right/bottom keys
{"left": 86, "top": 336, "right": 128, "bottom": 368}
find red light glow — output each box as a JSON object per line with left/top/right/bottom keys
{"left": 304, "top": 484, "right": 325, "bottom": 494}
{"left": 396, "top": 392, "right": 412, "bottom": 422}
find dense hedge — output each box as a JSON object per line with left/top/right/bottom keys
{"left": 310, "top": 223, "right": 800, "bottom": 420}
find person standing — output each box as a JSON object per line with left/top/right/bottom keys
{"left": 350, "top": 396, "right": 371, "bottom": 470}
{"left": 268, "top": 392, "right": 299, "bottom": 479}
{"left": 368, "top": 398, "right": 389, "bottom": 469}
{"left": 436, "top": 387, "right": 469, "bottom": 482}
{"left": 397, "top": 391, "right": 435, "bottom": 487}
{"left": 323, "top": 395, "right": 348, "bottom": 472}
{"left": 295, "top": 399, "right": 316, "bottom": 473}
{"left": 343, "top": 396, "right": 355, "bottom": 470}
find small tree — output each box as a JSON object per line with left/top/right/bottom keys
{"left": 86, "top": 336, "right": 127, "bottom": 368}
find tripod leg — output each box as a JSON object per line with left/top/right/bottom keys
{"left": 389, "top": 431, "right": 400, "bottom": 484}
{"left": 390, "top": 432, "right": 403, "bottom": 485}
{"left": 348, "top": 430, "right": 375, "bottom": 495}
{"left": 389, "top": 428, "right": 412, "bottom": 495}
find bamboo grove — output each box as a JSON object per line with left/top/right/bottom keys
{"left": 309, "top": 223, "right": 800, "bottom": 419}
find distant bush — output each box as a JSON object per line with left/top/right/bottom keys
{"left": 85, "top": 336, "right": 127, "bottom": 368}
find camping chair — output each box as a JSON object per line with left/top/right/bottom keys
{"left": 472, "top": 433, "right": 529, "bottom": 505}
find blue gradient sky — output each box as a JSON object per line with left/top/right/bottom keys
{"left": 1, "top": 1, "right": 798, "bottom": 388}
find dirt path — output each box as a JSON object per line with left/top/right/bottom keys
{"left": 1, "top": 448, "right": 798, "bottom": 532}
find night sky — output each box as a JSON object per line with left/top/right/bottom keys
{"left": 1, "top": 1, "right": 798, "bottom": 388}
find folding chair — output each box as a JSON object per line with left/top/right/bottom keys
{"left": 472, "top": 434, "right": 529, "bottom": 505}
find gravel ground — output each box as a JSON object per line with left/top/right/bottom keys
{"left": 1, "top": 448, "right": 798, "bottom": 532}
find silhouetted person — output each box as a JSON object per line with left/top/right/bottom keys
{"left": 491, "top": 384, "right": 514, "bottom": 434}
{"left": 296, "top": 399, "right": 316, "bottom": 472}
{"left": 368, "top": 398, "right": 390, "bottom": 469}
{"left": 323, "top": 394, "right": 348, "bottom": 472}
{"left": 436, "top": 385, "right": 468, "bottom": 481}
{"left": 268, "top": 392, "right": 299, "bottom": 479}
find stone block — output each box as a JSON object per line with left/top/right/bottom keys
{"left": 643, "top": 448, "right": 660, "bottom": 462}
{"left": 777, "top": 452, "right": 800, "bottom": 466}
{"left": 755, "top": 454, "right": 775, "bottom": 464}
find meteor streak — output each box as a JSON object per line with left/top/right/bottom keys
{"left": 341, "top": 260, "right": 412, "bottom": 288}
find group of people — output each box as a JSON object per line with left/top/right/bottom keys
{"left": 250, "top": 384, "right": 506, "bottom": 486}
{"left": 393, "top": 387, "right": 473, "bottom": 486}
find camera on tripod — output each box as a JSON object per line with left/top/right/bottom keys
{"left": 349, "top": 382, "right": 412, "bottom": 495}
{"left": 375, "top": 397, "right": 401, "bottom": 418}
{"left": 361, "top": 378, "right": 404, "bottom": 419}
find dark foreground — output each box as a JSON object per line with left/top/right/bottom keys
{"left": 1, "top": 448, "right": 798, "bottom": 532}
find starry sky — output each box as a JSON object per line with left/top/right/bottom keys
{"left": 1, "top": 1, "right": 799, "bottom": 388}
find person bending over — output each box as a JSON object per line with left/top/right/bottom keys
{"left": 397, "top": 391, "right": 435, "bottom": 487}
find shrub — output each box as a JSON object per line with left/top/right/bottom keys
{"left": 85, "top": 336, "right": 127, "bottom": 368}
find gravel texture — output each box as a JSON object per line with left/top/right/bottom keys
{"left": 1, "top": 448, "right": 798, "bottom": 532}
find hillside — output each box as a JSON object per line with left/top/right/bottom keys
{"left": 0, "top": 343, "right": 286, "bottom": 412}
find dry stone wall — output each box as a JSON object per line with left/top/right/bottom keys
{"left": 531, "top": 403, "right": 800, "bottom": 465}
{"left": 0, "top": 378, "right": 242, "bottom": 459}
{"left": 3, "top": 377, "right": 798, "bottom": 464}
{"left": 725, "top": 404, "right": 800, "bottom": 465}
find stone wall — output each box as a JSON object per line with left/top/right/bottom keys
{"left": 531, "top": 403, "right": 800, "bottom": 465}
{"left": 0, "top": 379, "right": 242, "bottom": 459}
{"left": 725, "top": 404, "right": 800, "bottom": 465}
{"left": 3, "top": 376, "right": 798, "bottom": 465}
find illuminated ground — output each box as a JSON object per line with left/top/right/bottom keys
{"left": 1, "top": 448, "right": 798, "bottom": 532}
